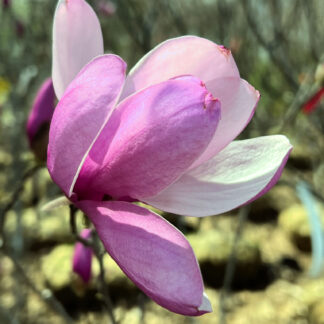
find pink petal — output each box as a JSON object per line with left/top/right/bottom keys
{"left": 190, "top": 78, "right": 260, "bottom": 169}
{"left": 144, "top": 135, "right": 292, "bottom": 217}
{"left": 120, "top": 36, "right": 259, "bottom": 168}
{"left": 77, "top": 200, "right": 211, "bottom": 316}
{"left": 26, "top": 78, "right": 55, "bottom": 142}
{"left": 47, "top": 55, "right": 126, "bottom": 197}
{"left": 52, "top": 0, "right": 104, "bottom": 99}
{"left": 74, "top": 77, "right": 221, "bottom": 200}
{"left": 120, "top": 36, "right": 239, "bottom": 100}
{"left": 72, "top": 228, "right": 93, "bottom": 283}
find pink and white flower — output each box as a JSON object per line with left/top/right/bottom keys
{"left": 48, "top": 0, "right": 292, "bottom": 315}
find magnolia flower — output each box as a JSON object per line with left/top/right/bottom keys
{"left": 48, "top": 0, "right": 292, "bottom": 316}
{"left": 26, "top": 78, "right": 55, "bottom": 161}
{"left": 72, "top": 228, "right": 93, "bottom": 283}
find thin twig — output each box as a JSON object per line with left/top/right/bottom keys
{"left": 69, "top": 205, "right": 93, "bottom": 247}
{"left": 242, "top": 0, "right": 298, "bottom": 90}
{"left": 2, "top": 249, "right": 74, "bottom": 324}
{"left": 116, "top": 0, "right": 150, "bottom": 53}
{"left": 95, "top": 245, "right": 117, "bottom": 324}
{"left": 303, "top": 0, "right": 320, "bottom": 61}
{"left": 0, "top": 164, "right": 42, "bottom": 243}
{"left": 219, "top": 206, "right": 250, "bottom": 324}
{"left": 277, "top": 81, "right": 318, "bottom": 133}
{"left": 0, "top": 303, "right": 19, "bottom": 324}
{"left": 163, "top": 0, "right": 188, "bottom": 35}
{"left": 69, "top": 206, "right": 117, "bottom": 324}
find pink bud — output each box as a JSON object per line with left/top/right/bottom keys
{"left": 2, "top": 0, "right": 10, "bottom": 9}
{"left": 98, "top": 1, "right": 116, "bottom": 16}
{"left": 26, "top": 78, "right": 55, "bottom": 162}
{"left": 72, "top": 229, "right": 93, "bottom": 283}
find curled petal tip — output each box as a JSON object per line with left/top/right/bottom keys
{"left": 250, "top": 85, "right": 261, "bottom": 101}
{"left": 198, "top": 292, "right": 213, "bottom": 313}
{"left": 204, "top": 93, "right": 221, "bottom": 113}
{"left": 217, "top": 45, "right": 231, "bottom": 58}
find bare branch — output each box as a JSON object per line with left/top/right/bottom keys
{"left": 2, "top": 249, "right": 74, "bottom": 324}
{"left": 241, "top": 0, "right": 299, "bottom": 90}
{"left": 69, "top": 206, "right": 117, "bottom": 324}
{"left": 0, "top": 164, "right": 42, "bottom": 244}
{"left": 219, "top": 206, "right": 250, "bottom": 324}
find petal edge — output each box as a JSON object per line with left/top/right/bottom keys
{"left": 77, "top": 200, "right": 208, "bottom": 315}
{"left": 48, "top": 55, "right": 126, "bottom": 197}
{"left": 144, "top": 135, "right": 292, "bottom": 217}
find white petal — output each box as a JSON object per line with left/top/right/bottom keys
{"left": 120, "top": 35, "right": 239, "bottom": 100}
{"left": 52, "top": 0, "right": 104, "bottom": 99}
{"left": 143, "top": 135, "right": 292, "bottom": 217}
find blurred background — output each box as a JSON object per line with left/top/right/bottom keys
{"left": 0, "top": 0, "right": 324, "bottom": 323}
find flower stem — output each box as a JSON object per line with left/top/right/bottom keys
{"left": 69, "top": 206, "right": 117, "bottom": 324}
{"left": 219, "top": 206, "right": 250, "bottom": 324}
{"left": 0, "top": 164, "right": 42, "bottom": 247}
